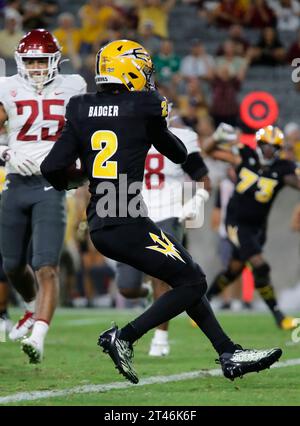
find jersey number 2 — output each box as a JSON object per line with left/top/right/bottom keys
{"left": 91, "top": 130, "right": 118, "bottom": 179}
{"left": 16, "top": 99, "right": 65, "bottom": 142}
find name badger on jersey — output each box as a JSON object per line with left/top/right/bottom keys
{"left": 0, "top": 29, "right": 86, "bottom": 172}
{"left": 88, "top": 105, "right": 119, "bottom": 117}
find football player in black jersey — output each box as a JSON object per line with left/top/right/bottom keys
{"left": 205, "top": 124, "right": 300, "bottom": 330}
{"left": 41, "top": 40, "right": 282, "bottom": 384}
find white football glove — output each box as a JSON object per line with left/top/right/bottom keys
{"left": 179, "top": 188, "right": 209, "bottom": 223}
{"left": 213, "top": 123, "right": 237, "bottom": 148}
{"left": 0, "top": 147, "right": 40, "bottom": 176}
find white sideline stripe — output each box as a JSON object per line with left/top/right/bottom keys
{"left": 0, "top": 358, "right": 300, "bottom": 404}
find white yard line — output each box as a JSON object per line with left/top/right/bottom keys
{"left": 63, "top": 319, "right": 103, "bottom": 326}
{"left": 0, "top": 358, "right": 300, "bottom": 405}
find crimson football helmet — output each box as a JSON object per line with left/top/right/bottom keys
{"left": 15, "top": 29, "right": 61, "bottom": 88}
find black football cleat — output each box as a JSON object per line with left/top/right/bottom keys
{"left": 217, "top": 346, "right": 282, "bottom": 381}
{"left": 98, "top": 325, "right": 139, "bottom": 384}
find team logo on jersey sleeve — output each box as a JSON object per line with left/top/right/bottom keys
{"left": 146, "top": 231, "right": 185, "bottom": 263}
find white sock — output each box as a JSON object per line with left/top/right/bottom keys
{"left": 153, "top": 329, "right": 168, "bottom": 343}
{"left": 30, "top": 320, "right": 49, "bottom": 346}
{"left": 24, "top": 300, "right": 36, "bottom": 313}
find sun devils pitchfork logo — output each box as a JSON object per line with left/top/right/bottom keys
{"left": 146, "top": 231, "right": 186, "bottom": 263}
{"left": 120, "top": 47, "right": 150, "bottom": 63}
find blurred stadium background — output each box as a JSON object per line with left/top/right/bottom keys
{"left": 1, "top": 0, "right": 300, "bottom": 312}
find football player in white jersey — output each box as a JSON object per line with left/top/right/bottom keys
{"left": 0, "top": 29, "right": 86, "bottom": 362}
{"left": 116, "top": 108, "right": 210, "bottom": 356}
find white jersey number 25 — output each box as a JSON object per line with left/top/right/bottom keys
{"left": 16, "top": 99, "right": 65, "bottom": 142}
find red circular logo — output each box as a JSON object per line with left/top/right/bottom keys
{"left": 240, "top": 92, "right": 279, "bottom": 129}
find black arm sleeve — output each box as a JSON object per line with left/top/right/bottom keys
{"left": 181, "top": 152, "right": 208, "bottom": 181}
{"left": 148, "top": 118, "right": 188, "bottom": 164}
{"left": 41, "top": 101, "right": 81, "bottom": 191}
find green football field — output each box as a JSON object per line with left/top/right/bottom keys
{"left": 0, "top": 308, "right": 300, "bottom": 406}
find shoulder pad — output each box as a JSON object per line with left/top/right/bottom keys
{"left": 61, "top": 74, "right": 87, "bottom": 93}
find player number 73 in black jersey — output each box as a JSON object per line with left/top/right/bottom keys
{"left": 205, "top": 123, "right": 300, "bottom": 331}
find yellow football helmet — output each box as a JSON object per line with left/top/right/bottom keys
{"left": 255, "top": 125, "right": 284, "bottom": 148}
{"left": 95, "top": 40, "right": 154, "bottom": 91}
{"left": 256, "top": 125, "right": 284, "bottom": 165}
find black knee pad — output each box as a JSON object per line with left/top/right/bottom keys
{"left": 252, "top": 263, "right": 271, "bottom": 288}
{"left": 186, "top": 269, "right": 208, "bottom": 302}
{"left": 187, "top": 263, "right": 207, "bottom": 292}
{"left": 198, "top": 274, "right": 208, "bottom": 295}
{"left": 184, "top": 279, "right": 208, "bottom": 306}
{"left": 168, "top": 261, "right": 207, "bottom": 300}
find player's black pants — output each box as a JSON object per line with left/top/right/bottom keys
{"left": 90, "top": 217, "right": 207, "bottom": 335}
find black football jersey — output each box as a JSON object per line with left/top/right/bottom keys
{"left": 227, "top": 145, "right": 297, "bottom": 226}
{"left": 41, "top": 89, "right": 187, "bottom": 229}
